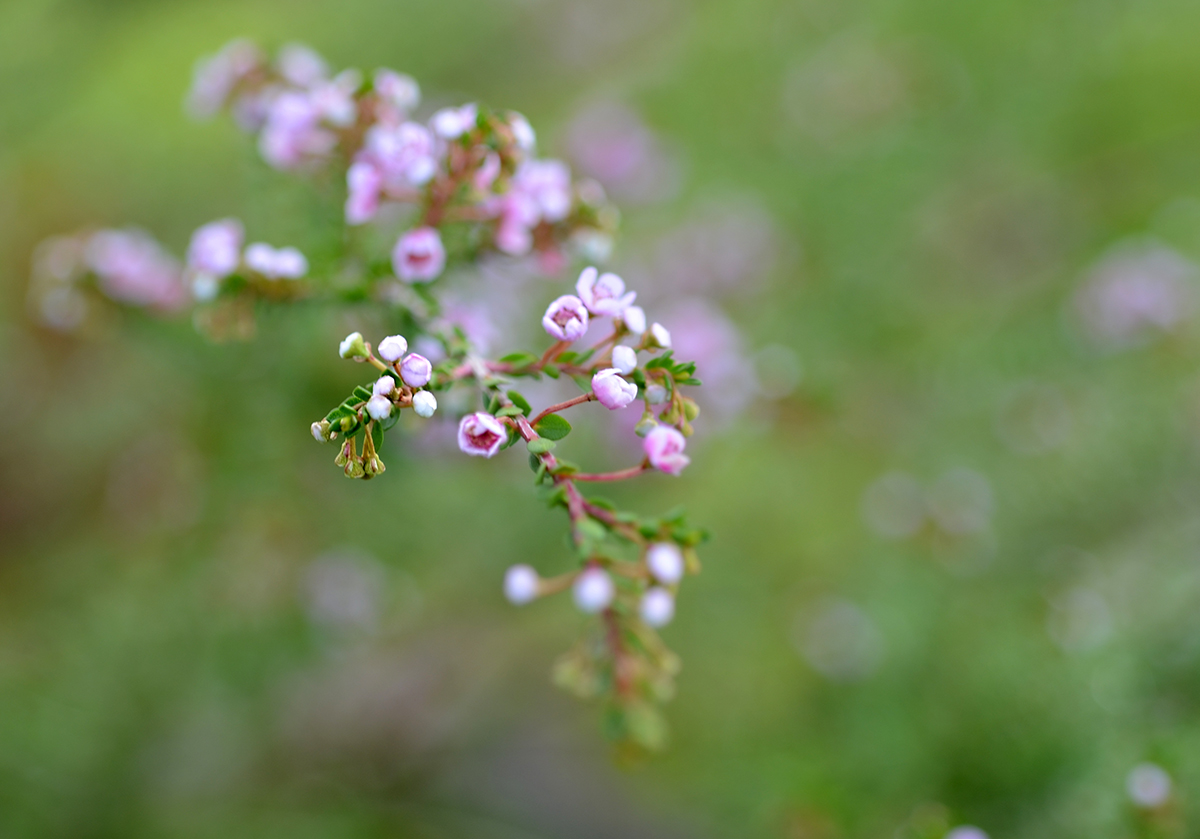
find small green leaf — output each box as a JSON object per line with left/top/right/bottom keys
{"left": 507, "top": 390, "right": 532, "bottom": 415}
{"left": 352, "top": 385, "right": 374, "bottom": 402}
{"left": 527, "top": 438, "right": 556, "bottom": 454}
{"left": 543, "top": 363, "right": 560, "bottom": 379}
{"left": 533, "top": 413, "right": 572, "bottom": 440}
{"left": 496, "top": 405, "right": 525, "bottom": 418}
{"left": 556, "top": 351, "right": 579, "bottom": 365}
{"left": 499, "top": 351, "right": 539, "bottom": 368}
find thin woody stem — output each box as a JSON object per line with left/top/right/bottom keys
{"left": 572, "top": 462, "right": 650, "bottom": 483}
{"left": 540, "top": 339, "right": 572, "bottom": 367}
{"left": 530, "top": 393, "right": 595, "bottom": 426}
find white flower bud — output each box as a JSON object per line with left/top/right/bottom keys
{"left": 377, "top": 334, "right": 408, "bottom": 362}
{"left": 573, "top": 568, "right": 614, "bottom": 613}
{"left": 412, "top": 390, "right": 437, "bottom": 418}
{"left": 311, "top": 421, "right": 325, "bottom": 442}
{"left": 646, "top": 542, "right": 684, "bottom": 584}
{"left": 612, "top": 345, "right": 637, "bottom": 375}
{"left": 373, "top": 376, "right": 396, "bottom": 397}
{"left": 366, "top": 394, "right": 392, "bottom": 421}
{"left": 645, "top": 384, "right": 668, "bottom": 404}
{"left": 504, "top": 564, "right": 540, "bottom": 605}
{"left": 623, "top": 305, "right": 646, "bottom": 335}
{"left": 649, "top": 322, "right": 671, "bottom": 349}
{"left": 1127, "top": 763, "right": 1172, "bottom": 808}
{"left": 640, "top": 587, "right": 675, "bottom": 627}
{"left": 339, "top": 331, "right": 366, "bottom": 359}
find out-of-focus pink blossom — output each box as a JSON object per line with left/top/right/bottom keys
{"left": 309, "top": 70, "right": 360, "bottom": 127}
{"left": 457, "top": 412, "right": 507, "bottom": 458}
{"left": 474, "top": 152, "right": 502, "bottom": 193}
{"left": 565, "top": 99, "right": 679, "bottom": 204}
{"left": 187, "top": 39, "right": 263, "bottom": 118}
{"left": 623, "top": 305, "right": 646, "bottom": 334}
{"left": 187, "top": 218, "right": 243, "bottom": 278}
{"left": 1074, "top": 240, "right": 1196, "bottom": 348}
{"left": 575, "top": 266, "right": 635, "bottom": 316}
{"left": 491, "top": 191, "right": 540, "bottom": 256}
{"left": 84, "top": 229, "right": 187, "bottom": 310}
{"left": 361, "top": 121, "right": 437, "bottom": 189}
{"left": 244, "top": 243, "right": 308, "bottom": 279}
{"left": 592, "top": 368, "right": 638, "bottom": 410}
{"left": 661, "top": 298, "right": 754, "bottom": 427}
{"left": 507, "top": 112, "right": 536, "bottom": 152}
{"left": 277, "top": 43, "right": 328, "bottom": 86}
{"left": 258, "top": 90, "right": 336, "bottom": 169}
{"left": 373, "top": 69, "right": 420, "bottom": 120}
{"left": 345, "top": 160, "right": 383, "bottom": 225}
{"left": 542, "top": 294, "right": 589, "bottom": 341}
{"left": 644, "top": 426, "right": 689, "bottom": 475}
{"left": 431, "top": 104, "right": 478, "bottom": 139}
{"left": 512, "top": 159, "right": 572, "bottom": 222}
{"left": 392, "top": 227, "right": 445, "bottom": 283}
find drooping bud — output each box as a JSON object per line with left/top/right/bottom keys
{"left": 612, "top": 345, "right": 637, "bottom": 375}
{"left": 645, "top": 384, "right": 668, "bottom": 404}
{"left": 591, "top": 368, "right": 638, "bottom": 410}
{"left": 339, "top": 331, "right": 367, "bottom": 359}
{"left": 644, "top": 426, "right": 690, "bottom": 476}
{"left": 573, "top": 567, "right": 614, "bottom": 613}
{"left": 646, "top": 542, "right": 684, "bottom": 584}
{"left": 412, "top": 390, "right": 437, "bottom": 418}
{"left": 640, "top": 587, "right": 675, "bottom": 627}
{"left": 311, "top": 420, "right": 332, "bottom": 442}
{"left": 634, "top": 412, "right": 658, "bottom": 438}
{"left": 504, "top": 564, "right": 540, "bottom": 605}
{"left": 366, "top": 394, "right": 392, "bottom": 421}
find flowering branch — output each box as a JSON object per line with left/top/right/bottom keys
{"left": 27, "top": 39, "right": 707, "bottom": 756}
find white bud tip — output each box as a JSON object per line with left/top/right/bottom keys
{"left": 378, "top": 334, "right": 408, "bottom": 362}
{"left": 573, "top": 568, "right": 615, "bottom": 613}
{"left": 612, "top": 345, "right": 638, "bottom": 375}
{"left": 339, "top": 331, "right": 364, "bottom": 358}
{"left": 646, "top": 542, "right": 684, "bottom": 584}
{"left": 311, "top": 422, "right": 325, "bottom": 442}
{"left": 366, "top": 394, "right": 392, "bottom": 421}
{"left": 504, "top": 564, "right": 540, "bottom": 605}
{"left": 640, "top": 587, "right": 675, "bottom": 627}
{"left": 412, "top": 390, "right": 437, "bottom": 418}
{"left": 650, "top": 323, "right": 671, "bottom": 349}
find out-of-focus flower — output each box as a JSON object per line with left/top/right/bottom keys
{"left": 623, "top": 305, "right": 646, "bottom": 334}
{"left": 431, "top": 104, "right": 478, "bottom": 139}
{"left": 277, "top": 43, "right": 328, "bottom": 86}
{"left": 258, "top": 90, "right": 337, "bottom": 169}
{"left": 542, "top": 294, "right": 590, "bottom": 341}
{"left": 861, "top": 472, "right": 926, "bottom": 539}
{"left": 1074, "top": 239, "right": 1197, "bottom": 348}
{"left": 508, "top": 112, "right": 536, "bottom": 152}
{"left": 576, "top": 266, "right": 635, "bottom": 316}
{"left": 645, "top": 542, "right": 684, "bottom": 584}
{"left": 945, "top": 827, "right": 989, "bottom": 839}
{"left": 84, "top": 229, "right": 187, "bottom": 310}
{"left": 572, "top": 568, "right": 614, "bottom": 613}
{"left": 243, "top": 242, "right": 308, "bottom": 279}
{"left": 399, "top": 353, "right": 433, "bottom": 388}
{"left": 592, "top": 368, "right": 638, "bottom": 410}
{"left": 309, "top": 70, "right": 360, "bottom": 127}
{"left": 640, "top": 588, "right": 675, "bottom": 627}
{"left": 926, "top": 468, "right": 992, "bottom": 535}
{"left": 187, "top": 218, "right": 244, "bottom": 278}
{"left": 793, "top": 598, "right": 884, "bottom": 682}
{"left": 345, "top": 160, "right": 384, "bottom": 225}
{"left": 457, "top": 412, "right": 506, "bottom": 458}
{"left": 392, "top": 228, "right": 446, "bottom": 283}
{"left": 1127, "top": 763, "right": 1172, "bottom": 808}
{"left": 373, "top": 69, "right": 420, "bottom": 117}
{"left": 565, "top": 99, "right": 679, "bottom": 204}
{"left": 612, "top": 345, "right": 637, "bottom": 375}
{"left": 648, "top": 323, "right": 671, "bottom": 349}
{"left": 361, "top": 121, "right": 437, "bottom": 190}
{"left": 187, "top": 39, "right": 263, "bottom": 118}
{"left": 412, "top": 390, "right": 437, "bottom": 418}
{"left": 644, "top": 426, "right": 689, "bottom": 475}
{"left": 504, "top": 565, "right": 540, "bottom": 605}
{"left": 512, "top": 159, "right": 572, "bottom": 222}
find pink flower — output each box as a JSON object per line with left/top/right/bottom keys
{"left": 575, "top": 266, "right": 635, "bottom": 316}
{"left": 392, "top": 227, "right": 445, "bottom": 283}
{"left": 644, "top": 426, "right": 690, "bottom": 475}
{"left": 399, "top": 353, "right": 432, "bottom": 387}
{"left": 84, "top": 229, "right": 187, "bottom": 310}
{"left": 258, "top": 90, "right": 336, "bottom": 169}
{"left": 457, "top": 412, "right": 507, "bottom": 458}
{"left": 623, "top": 305, "right": 646, "bottom": 334}
{"left": 309, "top": 70, "right": 360, "bottom": 127}
{"left": 542, "top": 294, "right": 589, "bottom": 341}
{"left": 592, "top": 368, "right": 638, "bottom": 410}
{"left": 187, "top": 218, "right": 243, "bottom": 277}
{"left": 345, "top": 161, "right": 383, "bottom": 225}
{"left": 276, "top": 43, "right": 328, "bottom": 86}
{"left": 187, "top": 39, "right": 263, "bottom": 118}
{"left": 573, "top": 568, "right": 614, "bottom": 613}
{"left": 513, "top": 159, "right": 572, "bottom": 222}
{"left": 474, "top": 152, "right": 502, "bottom": 192}
{"left": 491, "top": 191, "right": 540, "bottom": 256}
{"left": 361, "top": 121, "right": 437, "bottom": 189}
{"left": 373, "top": 69, "right": 420, "bottom": 117}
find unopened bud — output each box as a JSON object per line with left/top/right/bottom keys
{"left": 377, "top": 334, "right": 408, "bottom": 362}
{"left": 640, "top": 587, "right": 675, "bottom": 627}
{"left": 373, "top": 376, "right": 396, "bottom": 397}
{"left": 504, "top": 564, "right": 540, "bottom": 605}
{"left": 339, "top": 331, "right": 367, "bottom": 359}
{"left": 648, "top": 322, "right": 671, "bottom": 350}
{"left": 311, "top": 420, "right": 331, "bottom": 442}
{"left": 612, "top": 345, "right": 637, "bottom": 375}
{"left": 412, "top": 390, "right": 437, "bottom": 418}
{"left": 646, "top": 542, "right": 684, "bottom": 584}
{"left": 335, "top": 440, "right": 353, "bottom": 467}
{"left": 634, "top": 412, "right": 658, "bottom": 438}
{"left": 682, "top": 397, "right": 700, "bottom": 422}
{"left": 366, "top": 394, "right": 392, "bottom": 421}
{"left": 645, "top": 384, "right": 668, "bottom": 405}
{"left": 573, "top": 567, "right": 614, "bottom": 613}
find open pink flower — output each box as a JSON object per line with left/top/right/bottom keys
{"left": 392, "top": 227, "right": 445, "bottom": 283}
{"left": 576, "top": 266, "right": 635, "bottom": 316}
{"left": 457, "top": 412, "right": 507, "bottom": 458}
{"left": 644, "top": 426, "right": 690, "bottom": 475}
{"left": 592, "top": 368, "right": 638, "bottom": 410}
{"left": 542, "top": 294, "right": 589, "bottom": 341}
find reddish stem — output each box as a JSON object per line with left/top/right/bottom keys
{"left": 529, "top": 393, "right": 595, "bottom": 426}
{"left": 572, "top": 462, "right": 650, "bottom": 483}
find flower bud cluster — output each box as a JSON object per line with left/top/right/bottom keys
{"left": 186, "top": 218, "right": 308, "bottom": 301}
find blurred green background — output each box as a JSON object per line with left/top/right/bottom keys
{"left": 4, "top": 0, "right": 1200, "bottom": 836}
